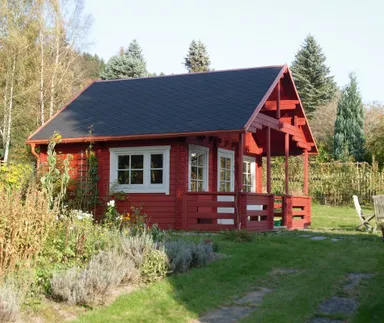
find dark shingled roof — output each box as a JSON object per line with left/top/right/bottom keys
{"left": 30, "top": 65, "right": 284, "bottom": 141}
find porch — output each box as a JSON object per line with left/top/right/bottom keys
{"left": 182, "top": 192, "right": 311, "bottom": 231}
{"left": 179, "top": 72, "right": 315, "bottom": 231}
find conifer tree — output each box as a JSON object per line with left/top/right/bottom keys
{"left": 291, "top": 35, "right": 337, "bottom": 117}
{"left": 334, "top": 73, "right": 365, "bottom": 161}
{"left": 101, "top": 40, "right": 147, "bottom": 80}
{"left": 184, "top": 40, "right": 211, "bottom": 73}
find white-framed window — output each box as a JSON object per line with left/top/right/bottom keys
{"left": 188, "top": 145, "right": 209, "bottom": 192}
{"left": 109, "top": 146, "right": 171, "bottom": 194}
{"left": 217, "top": 148, "right": 235, "bottom": 192}
{"left": 243, "top": 156, "right": 256, "bottom": 193}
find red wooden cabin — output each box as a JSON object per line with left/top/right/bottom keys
{"left": 28, "top": 65, "right": 317, "bottom": 231}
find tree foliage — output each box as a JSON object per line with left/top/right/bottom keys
{"left": 101, "top": 40, "right": 147, "bottom": 80}
{"left": 365, "top": 102, "right": 384, "bottom": 166}
{"left": 0, "top": 0, "right": 95, "bottom": 162}
{"left": 184, "top": 40, "right": 211, "bottom": 73}
{"left": 334, "top": 73, "right": 365, "bottom": 161}
{"left": 291, "top": 35, "right": 337, "bottom": 117}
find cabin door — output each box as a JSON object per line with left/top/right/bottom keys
{"left": 217, "top": 149, "right": 235, "bottom": 225}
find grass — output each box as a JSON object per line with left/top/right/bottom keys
{"left": 73, "top": 204, "right": 384, "bottom": 323}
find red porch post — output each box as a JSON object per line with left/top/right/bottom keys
{"left": 284, "top": 133, "right": 289, "bottom": 195}
{"left": 256, "top": 155, "right": 262, "bottom": 193}
{"left": 304, "top": 149, "right": 309, "bottom": 195}
{"left": 236, "top": 133, "right": 245, "bottom": 229}
{"left": 266, "top": 126, "right": 271, "bottom": 194}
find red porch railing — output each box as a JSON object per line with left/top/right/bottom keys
{"left": 182, "top": 192, "right": 311, "bottom": 231}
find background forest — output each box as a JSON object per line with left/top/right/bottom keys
{"left": 1, "top": 0, "right": 384, "bottom": 198}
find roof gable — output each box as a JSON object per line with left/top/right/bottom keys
{"left": 28, "top": 65, "right": 285, "bottom": 142}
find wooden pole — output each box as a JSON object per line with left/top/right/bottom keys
{"left": 237, "top": 133, "right": 244, "bottom": 192}
{"left": 304, "top": 149, "right": 309, "bottom": 195}
{"left": 256, "top": 155, "right": 262, "bottom": 193}
{"left": 276, "top": 81, "right": 281, "bottom": 119}
{"left": 285, "top": 132, "right": 289, "bottom": 195}
{"left": 266, "top": 127, "right": 271, "bottom": 193}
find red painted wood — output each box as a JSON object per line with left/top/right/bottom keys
{"left": 266, "top": 127, "right": 271, "bottom": 193}
{"left": 256, "top": 156, "right": 262, "bottom": 193}
{"left": 304, "top": 149, "right": 309, "bottom": 195}
{"left": 276, "top": 81, "right": 281, "bottom": 119}
{"left": 285, "top": 133, "right": 289, "bottom": 194}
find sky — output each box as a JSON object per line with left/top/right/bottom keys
{"left": 84, "top": 0, "right": 383, "bottom": 103}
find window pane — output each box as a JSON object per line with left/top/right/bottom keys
{"left": 118, "top": 156, "right": 130, "bottom": 169}
{"left": 197, "top": 181, "right": 203, "bottom": 191}
{"left": 118, "top": 171, "right": 129, "bottom": 184}
{"left": 197, "top": 167, "right": 203, "bottom": 180}
{"left": 191, "top": 181, "right": 197, "bottom": 192}
{"left": 191, "top": 166, "right": 197, "bottom": 180}
{"left": 225, "top": 182, "right": 231, "bottom": 192}
{"left": 243, "top": 161, "right": 247, "bottom": 173}
{"left": 191, "top": 153, "right": 197, "bottom": 166}
{"left": 243, "top": 174, "right": 248, "bottom": 185}
{"left": 220, "top": 169, "right": 225, "bottom": 180}
{"left": 219, "top": 182, "right": 225, "bottom": 192}
{"left": 220, "top": 157, "right": 225, "bottom": 169}
{"left": 225, "top": 158, "right": 231, "bottom": 169}
{"left": 151, "top": 170, "right": 163, "bottom": 184}
{"left": 131, "top": 155, "right": 143, "bottom": 169}
{"left": 197, "top": 153, "right": 204, "bottom": 166}
{"left": 225, "top": 170, "right": 231, "bottom": 181}
{"left": 151, "top": 154, "right": 163, "bottom": 168}
{"left": 131, "top": 170, "right": 144, "bottom": 184}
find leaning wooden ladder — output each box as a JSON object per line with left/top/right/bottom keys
{"left": 373, "top": 195, "right": 384, "bottom": 241}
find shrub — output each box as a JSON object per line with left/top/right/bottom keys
{"left": 0, "top": 184, "right": 57, "bottom": 278}
{"left": 163, "top": 239, "right": 215, "bottom": 274}
{"left": 37, "top": 212, "right": 121, "bottom": 294}
{"left": 140, "top": 248, "right": 169, "bottom": 283}
{"left": 191, "top": 242, "right": 214, "bottom": 267}
{"left": 119, "top": 231, "right": 154, "bottom": 268}
{"left": 0, "top": 163, "right": 33, "bottom": 191}
{"left": 51, "top": 250, "right": 130, "bottom": 306}
{"left": 0, "top": 284, "right": 21, "bottom": 322}
{"left": 221, "top": 230, "right": 254, "bottom": 243}
{"left": 164, "top": 240, "right": 193, "bottom": 273}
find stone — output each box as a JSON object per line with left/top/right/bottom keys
{"left": 331, "top": 238, "right": 341, "bottom": 242}
{"left": 198, "top": 306, "right": 254, "bottom": 323}
{"left": 311, "top": 236, "right": 327, "bottom": 241}
{"left": 344, "top": 273, "right": 374, "bottom": 291}
{"left": 234, "top": 288, "right": 272, "bottom": 306}
{"left": 196, "top": 288, "right": 272, "bottom": 323}
{"left": 317, "top": 297, "right": 357, "bottom": 315}
{"left": 310, "top": 318, "right": 344, "bottom": 323}
{"left": 271, "top": 268, "right": 300, "bottom": 275}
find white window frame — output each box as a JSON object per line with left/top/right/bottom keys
{"left": 217, "top": 148, "right": 235, "bottom": 192}
{"left": 188, "top": 145, "right": 209, "bottom": 192}
{"left": 243, "top": 155, "right": 256, "bottom": 193}
{"left": 109, "top": 146, "right": 171, "bottom": 194}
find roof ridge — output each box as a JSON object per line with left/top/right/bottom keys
{"left": 96, "top": 64, "right": 286, "bottom": 83}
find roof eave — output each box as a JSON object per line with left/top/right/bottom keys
{"left": 26, "top": 129, "right": 246, "bottom": 145}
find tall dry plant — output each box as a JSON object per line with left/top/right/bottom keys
{"left": 0, "top": 184, "right": 58, "bottom": 278}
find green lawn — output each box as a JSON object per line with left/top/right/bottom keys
{"left": 74, "top": 205, "right": 384, "bottom": 323}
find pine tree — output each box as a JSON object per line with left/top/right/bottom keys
{"left": 334, "top": 73, "right": 365, "bottom": 161}
{"left": 126, "top": 39, "right": 145, "bottom": 61}
{"left": 291, "top": 35, "right": 337, "bottom": 117}
{"left": 184, "top": 40, "right": 211, "bottom": 73}
{"left": 101, "top": 40, "right": 147, "bottom": 80}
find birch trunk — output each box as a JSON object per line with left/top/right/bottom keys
{"left": 4, "top": 55, "right": 16, "bottom": 163}
{"left": 49, "top": 15, "right": 61, "bottom": 118}
{"left": 40, "top": 27, "right": 45, "bottom": 125}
